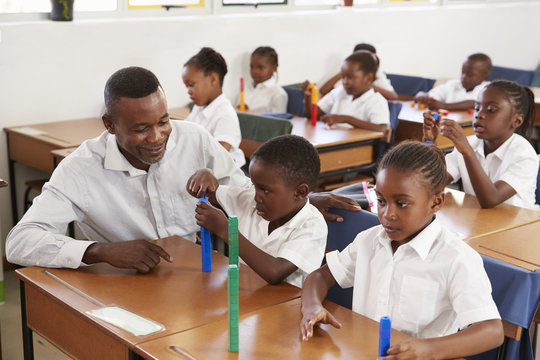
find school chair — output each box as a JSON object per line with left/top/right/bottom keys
{"left": 386, "top": 73, "right": 436, "bottom": 100}
{"left": 379, "top": 101, "right": 403, "bottom": 156}
{"left": 488, "top": 65, "right": 535, "bottom": 86}
{"left": 324, "top": 208, "right": 380, "bottom": 309}
{"left": 282, "top": 84, "right": 305, "bottom": 117}
{"left": 237, "top": 111, "right": 293, "bottom": 163}
{"left": 531, "top": 63, "right": 540, "bottom": 87}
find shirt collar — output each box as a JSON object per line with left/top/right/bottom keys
{"left": 347, "top": 87, "right": 375, "bottom": 103}
{"left": 471, "top": 133, "right": 515, "bottom": 160}
{"left": 377, "top": 217, "right": 441, "bottom": 260}
{"left": 200, "top": 93, "right": 227, "bottom": 120}
{"left": 103, "top": 128, "right": 178, "bottom": 177}
{"left": 253, "top": 75, "right": 278, "bottom": 89}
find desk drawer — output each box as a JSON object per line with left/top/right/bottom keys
{"left": 25, "top": 285, "right": 129, "bottom": 360}
{"left": 319, "top": 144, "right": 374, "bottom": 173}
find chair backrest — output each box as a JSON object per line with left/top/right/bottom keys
{"left": 325, "top": 208, "right": 380, "bottom": 309}
{"left": 531, "top": 62, "right": 540, "bottom": 87}
{"left": 283, "top": 84, "right": 305, "bottom": 117}
{"left": 237, "top": 112, "right": 293, "bottom": 159}
{"left": 379, "top": 101, "right": 403, "bottom": 157}
{"left": 386, "top": 73, "right": 436, "bottom": 96}
{"left": 488, "top": 65, "right": 535, "bottom": 86}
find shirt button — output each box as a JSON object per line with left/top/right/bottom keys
{"left": 68, "top": 260, "right": 73, "bottom": 265}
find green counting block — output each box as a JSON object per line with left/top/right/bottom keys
{"left": 228, "top": 263, "right": 239, "bottom": 352}
{"left": 228, "top": 217, "right": 239, "bottom": 265}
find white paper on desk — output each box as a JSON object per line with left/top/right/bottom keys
{"left": 15, "top": 127, "right": 47, "bottom": 136}
{"left": 87, "top": 306, "right": 165, "bottom": 336}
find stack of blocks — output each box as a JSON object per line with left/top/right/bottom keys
{"left": 228, "top": 216, "right": 239, "bottom": 352}
{"left": 199, "top": 197, "right": 212, "bottom": 272}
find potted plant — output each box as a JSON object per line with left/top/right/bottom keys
{"left": 50, "top": 0, "right": 74, "bottom": 21}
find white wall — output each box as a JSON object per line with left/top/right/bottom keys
{"left": 1, "top": 2, "right": 539, "bottom": 240}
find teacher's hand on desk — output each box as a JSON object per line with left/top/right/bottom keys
{"left": 309, "top": 192, "right": 362, "bottom": 222}
{"left": 82, "top": 240, "right": 172, "bottom": 273}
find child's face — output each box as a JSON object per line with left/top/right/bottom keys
{"left": 250, "top": 54, "right": 276, "bottom": 85}
{"left": 249, "top": 158, "right": 305, "bottom": 227}
{"left": 461, "top": 59, "right": 489, "bottom": 91}
{"left": 341, "top": 60, "right": 373, "bottom": 98}
{"left": 473, "top": 86, "right": 523, "bottom": 144}
{"left": 182, "top": 65, "right": 219, "bottom": 106}
{"left": 375, "top": 167, "right": 444, "bottom": 245}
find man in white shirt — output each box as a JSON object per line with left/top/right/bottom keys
{"left": 6, "top": 66, "right": 361, "bottom": 273}
{"left": 415, "top": 53, "right": 492, "bottom": 111}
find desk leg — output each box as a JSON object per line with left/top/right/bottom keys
{"left": 8, "top": 157, "right": 18, "bottom": 227}
{"left": 19, "top": 281, "right": 34, "bottom": 360}
{"left": 129, "top": 350, "right": 144, "bottom": 360}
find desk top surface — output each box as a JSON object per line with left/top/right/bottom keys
{"left": 290, "top": 117, "right": 384, "bottom": 148}
{"left": 4, "top": 117, "right": 105, "bottom": 149}
{"left": 16, "top": 237, "right": 300, "bottom": 346}
{"left": 466, "top": 221, "right": 540, "bottom": 271}
{"left": 438, "top": 189, "right": 540, "bottom": 240}
{"left": 398, "top": 102, "right": 473, "bottom": 125}
{"left": 135, "top": 297, "right": 411, "bottom": 360}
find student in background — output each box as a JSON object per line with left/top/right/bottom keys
{"left": 188, "top": 135, "right": 327, "bottom": 287}
{"left": 319, "top": 43, "right": 398, "bottom": 101}
{"left": 182, "top": 47, "right": 245, "bottom": 167}
{"left": 424, "top": 80, "right": 539, "bottom": 209}
{"left": 300, "top": 141, "right": 503, "bottom": 358}
{"left": 415, "top": 53, "right": 492, "bottom": 111}
{"left": 302, "top": 50, "right": 389, "bottom": 132}
{"left": 238, "top": 46, "right": 288, "bottom": 113}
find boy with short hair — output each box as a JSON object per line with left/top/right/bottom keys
{"left": 415, "top": 53, "right": 492, "bottom": 111}
{"left": 188, "top": 135, "right": 327, "bottom": 287}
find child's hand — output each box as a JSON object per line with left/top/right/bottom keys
{"left": 380, "top": 338, "right": 435, "bottom": 360}
{"left": 237, "top": 104, "right": 250, "bottom": 111}
{"left": 186, "top": 169, "right": 219, "bottom": 198}
{"left": 422, "top": 111, "right": 440, "bottom": 143}
{"left": 195, "top": 201, "right": 228, "bottom": 239}
{"left": 414, "top": 92, "right": 429, "bottom": 104}
{"left": 320, "top": 115, "right": 345, "bottom": 126}
{"left": 301, "top": 80, "right": 312, "bottom": 97}
{"left": 300, "top": 305, "right": 342, "bottom": 341}
{"left": 427, "top": 97, "right": 444, "bottom": 111}
{"left": 439, "top": 119, "right": 470, "bottom": 155}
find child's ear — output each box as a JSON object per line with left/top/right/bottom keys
{"left": 102, "top": 114, "right": 115, "bottom": 135}
{"left": 209, "top": 72, "right": 220, "bottom": 87}
{"left": 295, "top": 183, "right": 310, "bottom": 200}
{"left": 511, "top": 112, "right": 524, "bottom": 130}
{"left": 431, "top": 190, "right": 445, "bottom": 212}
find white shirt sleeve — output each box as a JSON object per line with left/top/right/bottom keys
{"left": 367, "top": 96, "right": 390, "bottom": 125}
{"left": 428, "top": 81, "right": 452, "bottom": 102}
{"left": 269, "top": 87, "right": 288, "bottom": 113}
{"left": 497, "top": 145, "right": 539, "bottom": 196}
{"left": 325, "top": 232, "right": 364, "bottom": 289}
{"left": 317, "top": 88, "right": 337, "bottom": 114}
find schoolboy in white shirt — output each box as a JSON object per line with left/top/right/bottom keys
{"left": 415, "top": 53, "right": 492, "bottom": 111}
{"left": 188, "top": 135, "right": 327, "bottom": 287}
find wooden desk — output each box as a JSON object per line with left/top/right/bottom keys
{"left": 290, "top": 117, "right": 384, "bottom": 176}
{"left": 4, "top": 118, "right": 105, "bottom": 224}
{"left": 168, "top": 106, "right": 191, "bottom": 120}
{"left": 438, "top": 189, "right": 540, "bottom": 240}
{"left": 395, "top": 102, "right": 474, "bottom": 150}
{"left": 135, "top": 298, "right": 411, "bottom": 360}
{"left": 16, "top": 237, "right": 300, "bottom": 360}
{"left": 466, "top": 221, "right": 540, "bottom": 272}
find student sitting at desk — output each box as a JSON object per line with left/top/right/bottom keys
{"left": 424, "top": 80, "right": 539, "bottom": 209}
{"left": 182, "top": 47, "right": 245, "bottom": 167}
{"left": 319, "top": 43, "right": 398, "bottom": 101}
{"left": 188, "top": 135, "right": 327, "bottom": 287}
{"left": 6, "top": 66, "right": 357, "bottom": 273}
{"left": 302, "top": 50, "right": 389, "bottom": 133}
{"left": 415, "top": 53, "right": 492, "bottom": 111}
{"left": 236, "top": 46, "right": 288, "bottom": 113}
{"left": 300, "top": 141, "right": 503, "bottom": 359}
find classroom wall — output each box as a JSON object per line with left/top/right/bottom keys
{"left": 1, "top": 1, "right": 539, "bottom": 241}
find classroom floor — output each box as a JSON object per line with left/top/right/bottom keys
{"left": 0, "top": 267, "right": 538, "bottom": 360}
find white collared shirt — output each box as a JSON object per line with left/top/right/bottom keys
{"left": 186, "top": 94, "right": 245, "bottom": 167}
{"left": 326, "top": 218, "right": 500, "bottom": 338}
{"left": 6, "top": 120, "right": 251, "bottom": 268}
{"left": 242, "top": 75, "right": 288, "bottom": 113}
{"left": 216, "top": 185, "right": 327, "bottom": 287}
{"left": 446, "top": 133, "right": 539, "bottom": 210}
{"left": 428, "top": 79, "right": 489, "bottom": 103}
{"left": 318, "top": 86, "right": 389, "bottom": 127}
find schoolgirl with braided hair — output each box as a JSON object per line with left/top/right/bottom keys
{"left": 424, "top": 79, "right": 538, "bottom": 209}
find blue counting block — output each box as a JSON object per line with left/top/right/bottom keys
{"left": 199, "top": 197, "right": 212, "bottom": 272}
